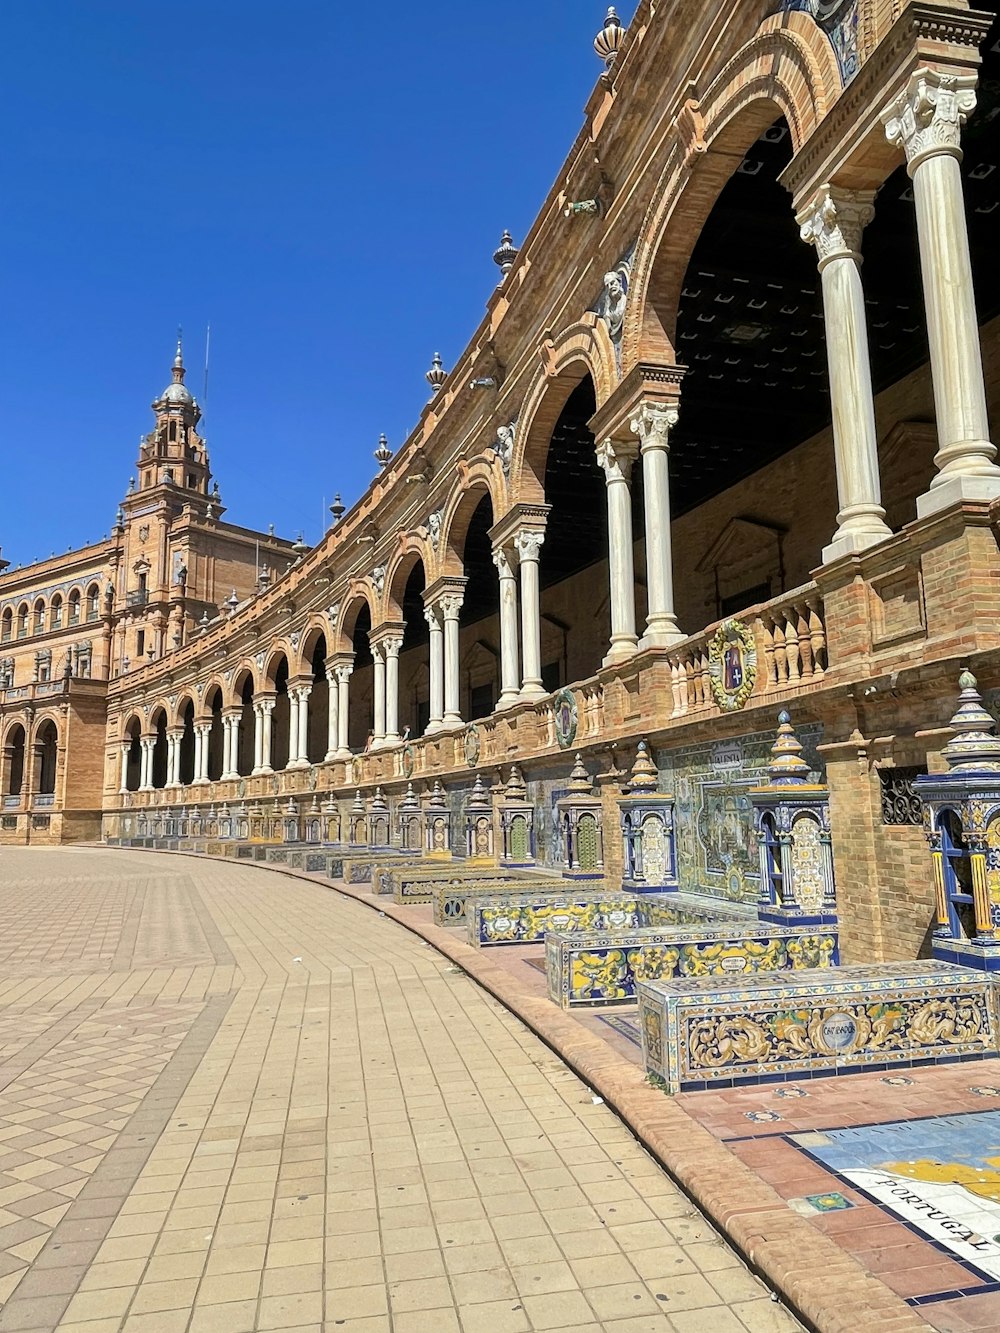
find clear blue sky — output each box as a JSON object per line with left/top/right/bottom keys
{"left": 1, "top": 3, "right": 633, "bottom": 569}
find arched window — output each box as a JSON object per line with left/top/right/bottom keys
{"left": 33, "top": 599, "right": 45, "bottom": 633}
{"left": 1, "top": 609, "right": 11, "bottom": 643}
{"left": 16, "top": 605, "right": 28, "bottom": 638}
{"left": 68, "top": 590, "right": 81, "bottom": 626}
{"left": 5, "top": 725, "right": 26, "bottom": 797}
{"left": 86, "top": 584, "right": 100, "bottom": 622}
{"left": 50, "top": 594, "right": 63, "bottom": 629}
{"left": 35, "top": 721, "right": 58, "bottom": 796}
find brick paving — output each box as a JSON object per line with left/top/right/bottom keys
{"left": 0, "top": 849, "right": 800, "bottom": 1333}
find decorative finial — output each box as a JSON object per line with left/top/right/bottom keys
{"left": 374, "top": 433, "right": 392, "bottom": 469}
{"left": 172, "top": 330, "right": 185, "bottom": 381}
{"left": 467, "top": 774, "right": 490, "bottom": 809}
{"left": 943, "top": 669, "right": 1000, "bottom": 772}
{"left": 569, "top": 753, "right": 592, "bottom": 792}
{"left": 425, "top": 353, "right": 447, "bottom": 394}
{"left": 330, "top": 493, "right": 346, "bottom": 524}
{"left": 768, "top": 710, "right": 811, "bottom": 784}
{"left": 594, "top": 6, "right": 624, "bottom": 70}
{"left": 291, "top": 533, "right": 309, "bottom": 557}
{"left": 351, "top": 789, "right": 366, "bottom": 813}
{"left": 429, "top": 779, "right": 447, "bottom": 808}
{"left": 505, "top": 764, "right": 527, "bottom": 798}
{"left": 628, "top": 741, "right": 659, "bottom": 791}
{"left": 226, "top": 589, "right": 239, "bottom": 616}
{"left": 371, "top": 786, "right": 388, "bottom": 812}
{"left": 493, "top": 229, "right": 519, "bottom": 279}
{"left": 400, "top": 782, "right": 419, "bottom": 810}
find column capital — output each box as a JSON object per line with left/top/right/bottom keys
{"left": 630, "top": 401, "right": 679, "bottom": 453}
{"left": 423, "top": 604, "right": 442, "bottom": 632}
{"left": 514, "top": 529, "right": 545, "bottom": 563}
{"left": 883, "top": 68, "right": 977, "bottom": 173}
{"left": 423, "top": 575, "right": 468, "bottom": 608}
{"left": 595, "top": 437, "right": 638, "bottom": 484}
{"left": 488, "top": 504, "right": 550, "bottom": 552}
{"left": 369, "top": 623, "right": 405, "bottom": 651}
{"left": 379, "top": 635, "right": 403, "bottom": 657}
{"left": 492, "top": 544, "right": 517, "bottom": 579}
{"left": 797, "top": 184, "right": 876, "bottom": 269}
{"left": 439, "top": 593, "right": 464, "bottom": 621}
{"left": 333, "top": 662, "right": 354, "bottom": 684}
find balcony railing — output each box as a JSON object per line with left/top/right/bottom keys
{"left": 125, "top": 591, "right": 148, "bottom": 609}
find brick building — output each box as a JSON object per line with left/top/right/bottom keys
{"left": 6, "top": 0, "right": 1000, "bottom": 965}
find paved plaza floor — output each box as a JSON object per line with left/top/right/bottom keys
{"left": 0, "top": 849, "right": 798, "bottom": 1333}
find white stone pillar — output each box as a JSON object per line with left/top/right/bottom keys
{"left": 336, "top": 664, "right": 353, "bottom": 758}
{"left": 383, "top": 638, "right": 402, "bottom": 745}
{"left": 424, "top": 605, "right": 445, "bottom": 734}
{"left": 222, "top": 716, "right": 239, "bottom": 781}
{"left": 492, "top": 546, "right": 521, "bottom": 709}
{"left": 798, "top": 185, "right": 893, "bottom": 562}
{"left": 596, "top": 439, "right": 640, "bottom": 664}
{"left": 883, "top": 70, "right": 1000, "bottom": 516}
{"left": 195, "top": 725, "right": 211, "bottom": 784}
{"left": 287, "top": 689, "right": 300, "bottom": 772}
{"left": 441, "top": 594, "right": 464, "bottom": 727}
{"left": 165, "top": 733, "right": 180, "bottom": 789}
{"left": 325, "top": 668, "right": 339, "bottom": 763}
{"left": 631, "top": 404, "right": 683, "bottom": 647}
{"left": 139, "top": 739, "right": 153, "bottom": 792}
{"left": 296, "top": 685, "right": 311, "bottom": 766}
{"left": 515, "top": 531, "right": 545, "bottom": 698}
{"left": 254, "top": 701, "right": 274, "bottom": 776}
{"left": 252, "top": 704, "right": 265, "bottom": 775}
{"left": 119, "top": 742, "right": 130, "bottom": 794}
{"left": 371, "top": 641, "right": 386, "bottom": 747}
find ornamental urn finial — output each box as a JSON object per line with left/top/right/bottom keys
{"left": 493, "top": 229, "right": 519, "bottom": 279}
{"left": 594, "top": 6, "right": 624, "bottom": 70}
{"left": 768, "top": 710, "right": 811, "bottom": 784}
{"left": 628, "top": 740, "right": 659, "bottom": 791}
{"left": 943, "top": 669, "right": 1000, "bottom": 772}
{"left": 569, "top": 753, "right": 592, "bottom": 792}
{"left": 374, "top": 433, "right": 392, "bottom": 469}
{"left": 329, "top": 493, "right": 345, "bottom": 525}
{"left": 505, "top": 764, "right": 527, "bottom": 799}
{"left": 425, "top": 352, "right": 447, "bottom": 394}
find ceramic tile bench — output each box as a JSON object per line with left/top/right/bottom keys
{"left": 375, "top": 863, "right": 531, "bottom": 903}
{"left": 638, "top": 962, "right": 1000, "bottom": 1093}
{"left": 467, "top": 891, "right": 742, "bottom": 948}
{"left": 546, "top": 921, "right": 839, "bottom": 1008}
{"left": 433, "top": 877, "right": 569, "bottom": 926}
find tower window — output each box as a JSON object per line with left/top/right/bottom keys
{"left": 136, "top": 630, "right": 145, "bottom": 657}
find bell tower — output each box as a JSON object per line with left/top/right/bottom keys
{"left": 134, "top": 338, "right": 214, "bottom": 499}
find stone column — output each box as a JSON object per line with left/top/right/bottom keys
{"left": 883, "top": 70, "right": 1000, "bottom": 516}
{"left": 492, "top": 546, "right": 521, "bottom": 709}
{"left": 631, "top": 403, "right": 684, "bottom": 647}
{"left": 383, "top": 637, "right": 402, "bottom": 745}
{"left": 287, "top": 690, "right": 300, "bottom": 772}
{"left": 252, "top": 704, "right": 265, "bottom": 775}
{"left": 798, "top": 185, "right": 893, "bottom": 562}
{"left": 296, "top": 686, "right": 311, "bottom": 766}
{"left": 325, "top": 667, "right": 339, "bottom": 763}
{"left": 441, "top": 594, "right": 464, "bottom": 727}
{"left": 191, "top": 727, "right": 203, "bottom": 784}
{"left": 336, "top": 664, "right": 353, "bottom": 758}
{"left": 515, "top": 530, "right": 545, "bottom": 698}
{"left": 596, "top": 439, "right": 640, "bottom": 663}
{"left": 371, "top": 641, "right": 386, "bottom": 747}
{"left": 166, "top": 732, "right": 181, "bottom": 789}
{"left": 222, "top": 715, "right": 239, "bottom": 781}
{"left": 119, "top": 742, "right": 130, "bottom": 794}
{"left": 139, "top": 739, "right": 154, "bottom": 792}
{"left": 195, "top": 725, "right": 211, "bottom": 784}
{"left": 253, "top": 701, "right": 274, "bottom": 776}
{"left": 424, "top": 605, "right": 445, "bottom": 734}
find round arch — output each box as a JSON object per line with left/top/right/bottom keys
{"left": 297, "top": 618, "right": 334, "bottom": 677}
{"left": 439, "top": 468, "right": 504, "bottom": 577}
{"left": 514, "top": 342, "right": 609, "bottom": 503}
{"left": 624, "top": 10, "right": 842, "bottom": 371}
{"left": 199, "top": 678, "right": 227, "bottom": 721}
{"left": 335, "top": 587, "right": 378, "bottom": 656}
{"left": 173, "top": 693, "right": 197, "bottom": 727}
{"left": 384, "top": 534, "right": 434, "bottom": 621}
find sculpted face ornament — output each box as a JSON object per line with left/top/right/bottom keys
{"left": 493, "top": 422, "right": 516, "bottom": 478}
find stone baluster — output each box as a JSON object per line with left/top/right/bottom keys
{"left": 798, "top": 184, "right": 893, "bottom": 562}
{"left": 806, "top": 598, "right": 827, "bottom": 676}
{"left": 883, "top": 70, "right": 1000, "bottom": 515}
{"left": 595, "top": 439, "right": 639, "bottom": 663}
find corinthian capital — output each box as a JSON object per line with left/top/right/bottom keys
{"left": 630, "top": 402, "right": 679, "bottom": 453}
{"left": 595, "top": 438, "right": 637, "bottom": 484}
{"left": 797, "top": 185, "right": 876, "bottom": 268}
{"left": 491, "top": 545, "right": 516, "bottom": 580}
{"left": 514, "top": 529, "right": 545, "bottom": 563}
{"left": 883, "top": 69, "right": 978, "bottom": 172}
{"left": 423, "top": 604, "right": 441, "bottom": 632}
